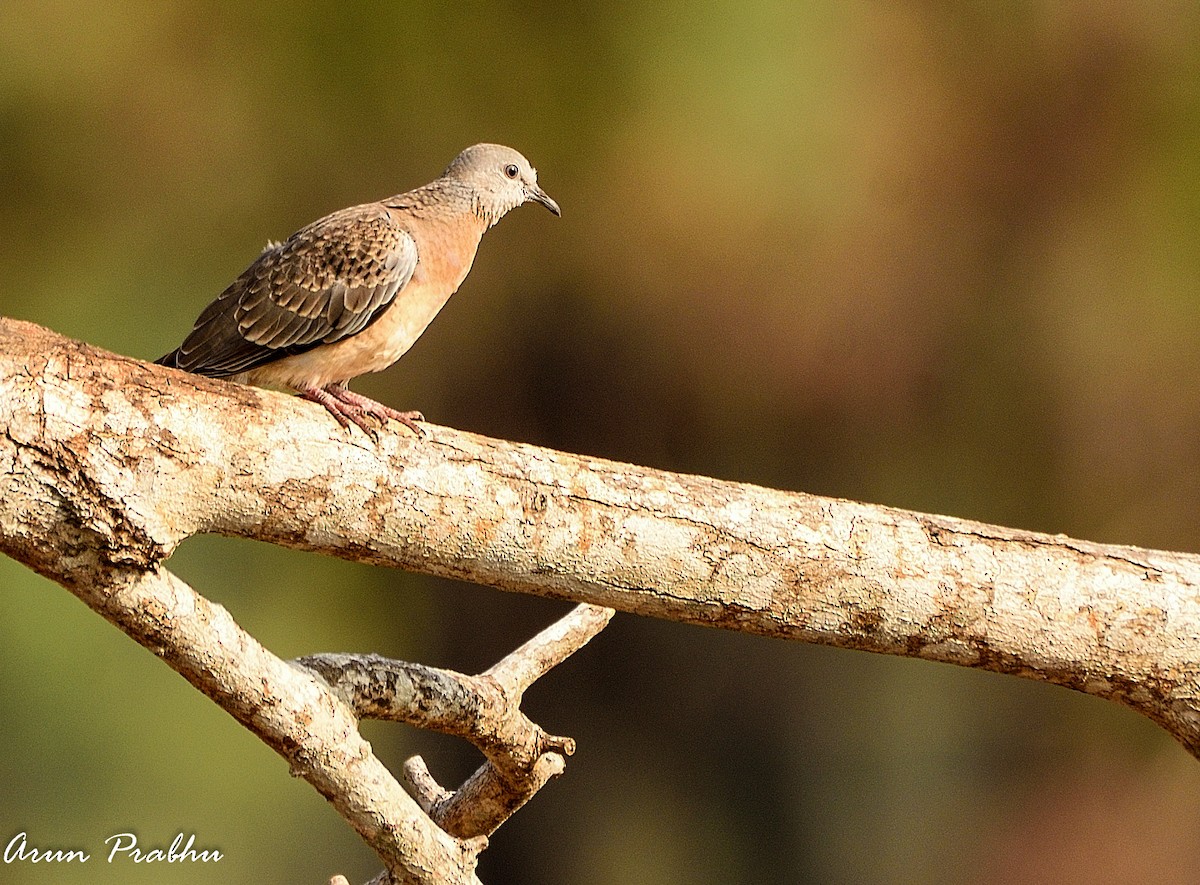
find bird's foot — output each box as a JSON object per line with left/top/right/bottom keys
{"left": 299, "top": 385, "right": 426, "bottom": 438}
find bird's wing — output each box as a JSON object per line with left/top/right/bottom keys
{"left": 164, "top": 205, "right": 418, "bottom": 377}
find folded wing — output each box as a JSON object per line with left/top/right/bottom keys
{"left": 158, "top": 205, "right": 419, "bottom": 377}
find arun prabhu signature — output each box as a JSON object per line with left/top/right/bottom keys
{"left": 4, "top": 831, "right": 223, "bottom": 864}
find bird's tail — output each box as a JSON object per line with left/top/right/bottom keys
{"left": 154, "top": 350, "right": 181, "bottom": 368}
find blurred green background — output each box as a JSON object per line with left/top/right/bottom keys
{"left": 3, "top": 2, "right": 1200, "bottom": 883}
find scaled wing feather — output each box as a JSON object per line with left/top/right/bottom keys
{"left": 168, "top": 205, "right": 418, "bottom": 377}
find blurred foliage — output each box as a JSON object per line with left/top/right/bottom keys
{"left": 3, "top": 1, "right": 1200, "bottom": 883}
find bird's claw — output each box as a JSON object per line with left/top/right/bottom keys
{"left": 300, "top": 386, "right": 426, "bottom": 439}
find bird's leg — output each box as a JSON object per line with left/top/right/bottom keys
{"left": 321, "top": 383, "right": 426, "bottom": 436}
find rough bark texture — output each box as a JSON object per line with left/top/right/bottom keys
{"left": 3, "top": 317, "right": 1200, "bottom": 875}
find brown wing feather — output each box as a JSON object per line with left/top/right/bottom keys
{"left": 158, "top": 204, "right": 418, "bottom": 377}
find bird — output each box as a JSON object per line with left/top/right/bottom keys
{"left": 156, "top": 143, "right": 560, "bottom": 436}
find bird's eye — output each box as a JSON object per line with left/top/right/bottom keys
{"left": 504, "top": 163, "right": 520, "bottom": 179}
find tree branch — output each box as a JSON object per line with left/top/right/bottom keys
{"left": 25, "top": 559, "right": 482, "bottom": 883}
{"left": 299, "top": 603, "right": 612, "bottom": 837}
{"left": 3, "top": 317, "right": 1200, "bottom": 876}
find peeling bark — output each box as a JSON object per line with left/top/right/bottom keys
{"left": 3, "top": 317, "right": 1200, "bottom": 878}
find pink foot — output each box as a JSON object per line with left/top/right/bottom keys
{"left": 298, "top": 384, "right": 425, "bottom": 437}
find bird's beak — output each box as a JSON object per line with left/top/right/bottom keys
{"left": 527, "top": 184, "right": 561, "bottom": 217}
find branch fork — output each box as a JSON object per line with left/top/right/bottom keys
{"left": 297, "top": 602, "right": 614, "bottom": 841}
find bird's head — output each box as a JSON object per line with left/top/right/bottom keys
{"left": 444, "top": 143, "right": 561, "bottom": 225}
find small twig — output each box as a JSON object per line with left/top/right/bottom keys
{"left": 402, "top": 756, "right": 452, "bottom": 813}
{"left": 421, "top": 752, "right": 568, "bottom": 838}
{"left": 484, "top": 603, "right": 615, "bottom": 695}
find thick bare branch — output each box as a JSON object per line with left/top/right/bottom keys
{"left": 3, "top": 316, "right": 1200, "bottom": 771}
